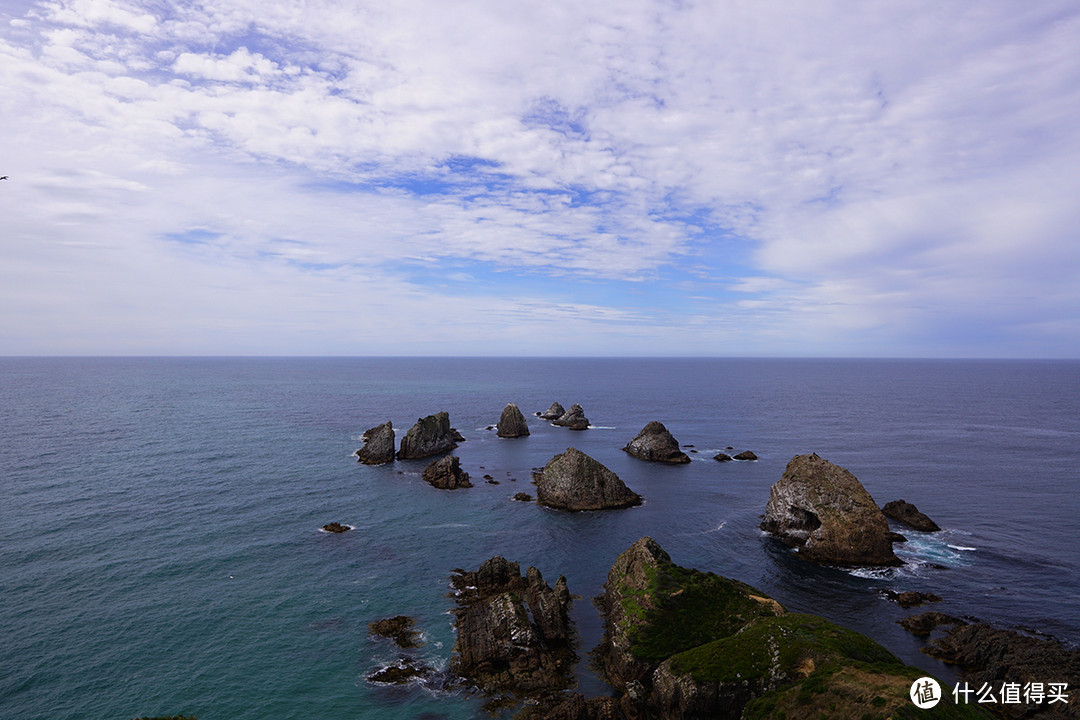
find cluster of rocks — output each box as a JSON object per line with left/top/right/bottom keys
{"left": 713, "top": 449, "right": 757, "bottom": 461}
{"left": 537, "top": 402, "right": 590, "bottom": 430}
{"left": 355, "top": 411, "right": 466, "bottom": 465}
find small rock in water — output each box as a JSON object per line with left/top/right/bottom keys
{"left": 321, "top": 522, "right": 350, "bottom": 533}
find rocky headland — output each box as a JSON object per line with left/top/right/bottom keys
{"left": 497, "top": 402, "right": 530, "bottom": 438}
{"left": 355, "top": 421, "right": 395, "bottom": 465}
{"left": 592, "top": 537, "right": 981, "bottom": 719}
{"left": 622, "top": 421, "right": 691, "bottom": 464}
{"left": 533, "top": 447, "right": 641, "bottom": 511}
{"left": 422, "top": 454, "right": 472, "bottom": 489}
{"left": 882, "top": 499, "right": 941, "bottom": 532}
{"left": 760, "top": 453, "right": 901, "bottom": 566}
{"left": 397, "top": 412, "right": 459, "bottom": 460}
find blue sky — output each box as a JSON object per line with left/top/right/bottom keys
{"left": 2, "top": 0, "right": 1079, "bottom": 357}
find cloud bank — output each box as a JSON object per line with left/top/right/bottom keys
{"left": 2, "top": 0, "right": 1078, "bottom": 356}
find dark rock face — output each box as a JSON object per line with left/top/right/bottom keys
{"left": 355, "top": 421, "right": 395, "bottom": 464}
{"left": 397, "top": 412, "right": 458, "bottom": 460}
{"left": 449, "top": 556, "right": 575, "bottom": 697}
{"left": 422, "top": 455, "right": 472, "bottom": 489}
{"left": 539, "top": 401, "right": 566, "bottom": 420}
{"left": 882, "top": 590, "right": 942, "bottom": 608}
{"left": 622, "top": 421, "right": 691, "bottom": 464}
{"left": 882, "top": 499, "right": 941, "bottom": 532}
{"left": 552, "top": 403, "right": 590, "bottom": 430}
{"left": 533, "top": 448, "right": 641, "bottom": 511}
{"left": 595, "top": 537, "right": 932, "bottom": 720}
{"left": 761, "top": 453, "right": 901, "bottom": 566}
{"left": 496, "top": 402, "right": 530, "bottom": 438}
{"left": 321, "top": 522, "right": 350, "bottom": 533}
{"left": 733, "top": 450, "right": 758, "bottom": 461}
{"left": 368, "top": 615, "right": 422, "bottom": 648}
{"left": 923, "top": 621, "right": 1080, "bottom": 719}
{"left": 513, "top": 492, "right": 533, "bottom": 502}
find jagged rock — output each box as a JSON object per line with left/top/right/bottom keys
{"left": 513, "top": 492, "right": 533, "bottom": 502}
{"left": 368, "top": 615, "right": 422, "bottom": 648}
{"left": 451, "top": 427, "right": 466, "bottom": 442}
{"left": 397, "top": 412, "right": 458, "bottom": 460}
{"left": 497, "top": 402, "right": 530, "bottom": 438}
{"left": 882, "top": 590, "right": 942, "bottom": 608}
{"left": 622, "top": 421, "right": 690, "bottom": 464}
{"left": 889, "top": 531, "right": 909, "bottom": 543}
{"left": 539, "top": 401, "right": 566, "bottom": 420}
{"left": 355, "top": 421, "right": 395, "bottom": 464}
{"left": 923, "top": 622, "right": 1080, "bottom": 719}
{"left": 733, "top": 450, "right": 758, "bottom": 461}
{"left": 552, "top": 404, "right": 590, "bottom": 430}
{"left": 882, "top": 499, "right": 941, "bottom": 532}
{"left": 533, "top": 448, "right": 641, "bottom": 511}
{"left": 449, "top": 557, "right": 575, "bottom": 697}
{"left": 367, "top": 656, "right": 434, "bottom": 684}
{"left": 321, "top": 522, "right": 350, "bottom": 533}
{"left": 760, "top": 453, "right": 901, "bottom": 566}
{"left": 594, "top": 537, "right": 932, "bottom": 720}
{"left": 713, "top": 453, "right": 732, "bottom": 462}
{"left": 422, "top": 455, "right": 472, "bottom": 489}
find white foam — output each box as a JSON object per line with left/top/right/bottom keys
{"left": 947, "top": 544, "right": 977, "bottom": 552}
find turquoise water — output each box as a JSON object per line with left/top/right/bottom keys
{"left": 2, "top": 358, "right": 1078, "bottom": 719}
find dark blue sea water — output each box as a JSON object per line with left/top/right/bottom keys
{"left": 2, "top": 357, "right": 1078, "bottom": 720}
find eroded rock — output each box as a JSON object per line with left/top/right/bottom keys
{"left": 622, "top": 421, "right": 690, "bottom": 464}
{"left": 497, "top": 402, "right": 530, "bottom": 438}
{"left": 355, "top": 421, "right": 395, "bottom": 465}
{"left": 552, "top": 404, "right": 590, "bottom": 430}
{"left": 533, "top": 448, "right": 641, "bottom": 511}
{"left": 882, "top": 499, "right": 941, "bottom": 532}
{"left": 422, "top": 455, "right": 472, "bottom": 489}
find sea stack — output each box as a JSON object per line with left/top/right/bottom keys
{"left": 422, "top": 455, "right": 472, "bottom": 489}
{"left": 551, "top": 403, "right": 590, "bottom": 430}
{"left": 760, "top": 453, "right": 900, "bottom": 566}
{"left": 496, "top": 402, "right": 530, "bottom": 438}
{"left": 397, "top": 412, "right": 458, "bottom": 460}
{"left": 533, "top": 447, "right": 641, "bottom": 510}
{"left": 355, "top": 421, "right": 395, "bottom": 465}
{"left": 622, "top": 421, "right": 691, "bottom": 463}
{"left": 538, "top": 401, "right": 566, "bottom": 420}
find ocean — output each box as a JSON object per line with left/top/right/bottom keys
{"left": 1, "top": 357, "right": 1077, "bottom": 720}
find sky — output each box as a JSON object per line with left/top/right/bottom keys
{"left": 2, "top": 0, "right": 1079, "bottom": 357}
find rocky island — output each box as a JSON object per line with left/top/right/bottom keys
{"left": 497, "top": 402, "right": 530, "bottom": 438}
{"left": 422, "top": 454, "right": 472, "bottom": 489}
{"left": 760, "top": 453, "right": 901, "bottom": 566}
{"left": 551, "top": 403, "right": 590, "bottom": 430}
{"left": 355, "top": 421, "right": 395, "bottom": 464}
{"left": 533, "top": 447, "right": 641, "bottom": 510}
{"left": 622, "top": 421, "right": 691, "bottom": 463}
{"left": 397, "top": 411, "right": 459, "bottom": 460}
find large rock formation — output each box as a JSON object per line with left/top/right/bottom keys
{"left": 552, "top": 403, "right": 590, "bottom": 430}
{"left": 533, "top": 448, "right": 641, "bottom": 511}
{"left": 449, "top": 556, "right": 575, "bottom": 698}
{"left": 397, "top": 412, "right": 458, "bottom": 460}
{"left": 622, "top": 421, "right": 691, "bottom": 464}
{"left": 496, "top": 402, "right": 530, "bottom": 438}
{"left": 881, "top": 499, "right": 941, "bottom": 531}
{"left": 355, "top": 421, "right": 395, "bottom": 464}
{"left": 760, "top": 454, "right": 901, "bottom": 566}
{"left": 538, "top": 401, "right": 566, "bottom": 420}
{"left": 422, "top": 455, "right": 472, "bottom": 489}
{"left": 594, "top": 537, "right": 971, "bottom": 720}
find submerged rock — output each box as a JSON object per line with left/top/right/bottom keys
{"left": 355, "top": 421, "right": 395, "bottom": 465}
{"left": 496, "top": 402, "right": 530, "bottom": 438}
{"left": 533, "top": 448, "right": 641, "bottom": 511}
{"left": 594, "top": 537, "right": 942, "bottom": 720}
{"left": 449, "top": 557, "right": 575, "bottom": 697}
{"left": 367, "top": 656, "right": 435, "bottom": 685}
{"left": 422, "top": 455, "right": 472, "bottom": 489}
{"left": 539, "top": 401, "right": 566, "bottom": 420}
{"left": 368, "top": 615, "right": 422, "bottom": 648}
{"left": 321, "top": 522, "right": 351, "bottom": 533}
{"left": 882, "top": 499, "right": 941, "bottom": 532}
{"left": 760, "top": 453, "right": 901, "bottom": 566}
{"left": 622, "top": 421, "right": 691, "bottom": 464}
{"left": 552, "top": 404, "right": 590, "bottom": 430}
{"left": 397, "top": 412, "right": 458, "bottom": 460}
{"left": 882, "top": 590, "right": 942, "bottom": 608}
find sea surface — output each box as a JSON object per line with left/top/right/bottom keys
{"left": 1, "top": 357, "right": 1078, "bottom": 720}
